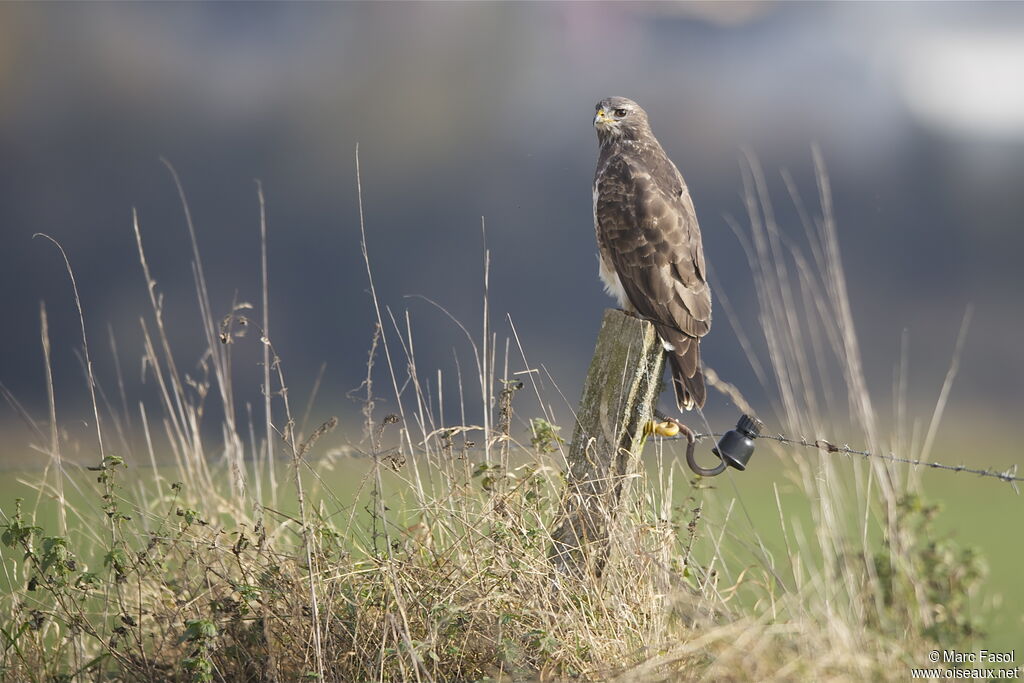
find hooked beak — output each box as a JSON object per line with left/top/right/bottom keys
{"left": 594, "top": 108, "right": 609, "bottom": 126}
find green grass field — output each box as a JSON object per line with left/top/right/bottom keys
{"left": 3, "top": 423, "right": 1018, "bottom": 666}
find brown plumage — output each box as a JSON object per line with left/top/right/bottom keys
{"left": 592, "top": 97, "right": 711, "bottom": 411}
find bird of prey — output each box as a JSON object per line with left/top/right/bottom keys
{"left": 592, "top": 97, "right": 711, "bottom": 411}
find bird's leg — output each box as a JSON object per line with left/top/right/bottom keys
{"left": 617, "top": 302, "right": 640, "bottom": 319}
{"left": 616, "top": 297, "right": 640, "bottom": 318}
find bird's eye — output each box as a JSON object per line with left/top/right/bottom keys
{"left": 614, "top": 108, "right": 628, "bottom": 118}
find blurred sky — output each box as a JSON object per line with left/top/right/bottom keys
{"left": 2, "top": 2, "right": 1024, "bottom": 454}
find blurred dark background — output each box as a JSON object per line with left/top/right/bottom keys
{"left": 2, "top": 2, "right": 1023, "bottom": 461}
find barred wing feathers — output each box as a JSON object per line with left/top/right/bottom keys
{"left": 595, "top": 151, "right": 711, "bottom": 410}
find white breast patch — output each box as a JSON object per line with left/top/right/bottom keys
{"left": 598, "top": 255, "right": 634, "bottom": 312}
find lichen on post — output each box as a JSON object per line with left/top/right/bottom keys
{"left": 549, "top": 308, "right": 665, "bottom": 577}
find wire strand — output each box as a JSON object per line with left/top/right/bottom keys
{"left": 660, "top": 429, "right": 1021, "bottom": 493}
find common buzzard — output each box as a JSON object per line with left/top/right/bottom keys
{"left": 593, "top": 97, "right": 711, "bottom": 411}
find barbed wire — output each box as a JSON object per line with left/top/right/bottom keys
{"left": 662, "top": 429, "right": 1021, "bottom": 494}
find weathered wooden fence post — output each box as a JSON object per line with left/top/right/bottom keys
{"left": 549, "top": 308, "right": 665, "bottom": 576}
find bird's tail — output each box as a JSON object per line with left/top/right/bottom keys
{"left": 657, "top": 326, "right": 706, "bottom": 411}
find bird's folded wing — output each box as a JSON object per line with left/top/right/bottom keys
{"left": 597, "top": 158, "right": 711, "bottom": 339}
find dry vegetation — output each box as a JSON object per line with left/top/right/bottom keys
{"left": 0, "top": 154, "right": 987, "bottom": 681}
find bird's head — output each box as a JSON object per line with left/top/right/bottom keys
{"left": 594, "top": 97, "right": 650, "bottom": 144}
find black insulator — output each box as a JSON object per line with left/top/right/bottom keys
{"left": 684, "top": 414, "right": 764, "bottom": 477}
{"left": 712, "top": 414, "right": 764, "bottom": 471}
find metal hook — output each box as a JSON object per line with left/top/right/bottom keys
{"left": 684, "top": 426, "right": 729, "bottom": 477}
{"left": 656, "top": 413, "right": 764, "bottom": 478}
